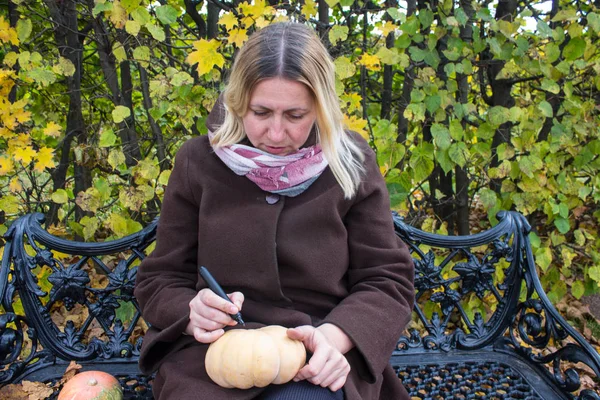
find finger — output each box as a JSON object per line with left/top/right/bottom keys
{"left": 193, "top": 327, "right": 224, "bottom": 343}
{"left": 200, "top": 289, "right": 240, "bottom": 315}
{"left": 316, "top": 360, "right": 349, "bottom": 388}
{"left": 328, "top": 375, "right": 348, "bottom": 392}
{"left": 190, "top": 303, "right": 236, "bottom": 327}
{"left": 286, "top": 326, "right": 313, "bottom": 343}
{"left": 228, "top": 292, "right": 244, "bottom": 310}
{"left": 191, "top": 313, "right": 231, "bottom": 331}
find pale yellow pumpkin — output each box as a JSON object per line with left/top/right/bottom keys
{"left": 205, "top": 325, "right": 306, "bottom": 389}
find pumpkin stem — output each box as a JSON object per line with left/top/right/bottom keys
{"left": 88, "top": 378, "right": 98, "bottom": 386}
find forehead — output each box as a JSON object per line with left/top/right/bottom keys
{"left": 249, "top": 78, "right": 314, "bottom": 109}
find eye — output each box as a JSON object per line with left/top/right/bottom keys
{"left": 252, "top": 110, "right": 269, "bottom": 117}
{"left": 288, "top": 114, "right": 304, "bottom": 120}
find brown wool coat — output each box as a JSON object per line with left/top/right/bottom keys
{"left": 134, "top": 111, "right": 414, "bottom": 400}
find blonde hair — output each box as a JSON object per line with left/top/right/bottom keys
{"left": 211, "top": 22, "right": 365, "bottom": 199}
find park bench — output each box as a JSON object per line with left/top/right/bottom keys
{"left": 1, "top": 210, "right": 599, "bottom": 399}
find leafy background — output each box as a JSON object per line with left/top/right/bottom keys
{"left": 0, "top": 0, "right": 599, "bottom": 376}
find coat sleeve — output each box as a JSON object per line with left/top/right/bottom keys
{"left": 320, "top": 137, "right": 414, "bottom": 383}
{"left": 134, "top": 140, "right": 200, "bottom": 350}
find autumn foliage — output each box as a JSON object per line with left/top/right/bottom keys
{"left": 0, "top": 0, "right": 599, "bottom": 334}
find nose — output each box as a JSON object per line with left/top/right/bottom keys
{"left": 267, "top": 116, "right": 285, "bottom": 142}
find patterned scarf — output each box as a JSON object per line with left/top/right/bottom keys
{"left": 208, "top": 130, "right": 329, "bottom": 197}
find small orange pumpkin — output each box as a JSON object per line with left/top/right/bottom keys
{"left": 58, "top": 370, "right": 123, "bottom": 400}
{"left": 205, "top": 325, "right": 306, "bottom": 389}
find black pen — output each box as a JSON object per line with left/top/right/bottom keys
{"left": 198, "top": 266, "right": 245, "bottom": 326}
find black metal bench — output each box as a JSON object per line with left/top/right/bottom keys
{"left": 1, "top": 211, "right": 599, "bottom": 399}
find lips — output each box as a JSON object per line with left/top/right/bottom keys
{"left": 264, "top": 145, "right": 288, "bottom": 155}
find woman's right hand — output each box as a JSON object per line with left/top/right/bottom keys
{"left": 185, "top": 289, "right": 244, "bottom": 343}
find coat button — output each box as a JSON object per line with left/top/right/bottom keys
{"left": 265, "top": 194, "right": 280, "bottom": 204}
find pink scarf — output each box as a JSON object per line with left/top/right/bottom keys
{"left": 208, "top": 130, "right": 329, "bottom": 197}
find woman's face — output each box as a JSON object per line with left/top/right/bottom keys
{"left": 242, "top": 78, "right": 317, "bottom": 156}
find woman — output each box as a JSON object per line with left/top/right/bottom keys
{"left": 134, "top": 22, "right": 414, "bottom": 400}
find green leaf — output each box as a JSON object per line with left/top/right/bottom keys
{"left": 156, "top": 5, "right": 178, "bottom": 25}
{"left": 554, "top": 217, "right": 570, "bottom": 234}
{"left": 131, "top": 6, "right": 151, "bottom": 24}
{"left": 455, "top": 8, "right": 468, "bottom": 26}
{"left": 558, "top": 203, "right": 569, "bottom": 219}
{"left": 435, "top": 149, "right": 453, "bottom": 174}
{"left": 158, "top": 170, "right": 171, "bottom": 186}
{"left": 529, "top": 231, "right": 541, "bottom": 248}
{"left": 589, "top": 266, "right": 600, "bottom": 283}
{"left": 563, "top": 37, "right": 586, "bottom": 61}
{"left": 80, "top": 216, "right": 99, "bottom": 240}
{"left": 27, "top": 68, "right": 57, "bottom": 87}
{"left": 418, "top": 9, "right": 434, "bottom": 28}
{"left": 425, "top": 94, "right": 441, "bottom": 113}
{"left": 334, "top": 56, "right": 356, "bottom": 79}
{"left": 99, "top": 128, "right": 117, "bottom": 147}
{"left": 112, "top": 106, "right": 131, "bottom": 123}
{"left": 535, "top": 247, "right": 552, "bottom": 272}
{"left": 486, "top": 106, "right": 511, "bottom": 127}
{"left": 449, "top": 120, "right": 463, "bottom": 141}
{"left": 329, "top": 25, "right": 348, "bottom": 44}
{"left": 431, "top": 123, "right": 451, "bottom": 150}
{"left": 479, "top": 188, "right": 497, "bottom": 210}
{"left": 145, "top": 23, "right": 165, "bottom": 42}
{"left": 113, "top": 42, "right": 127, "bottom": 63}
{"left": 541, "top": 78, "right": 560, "bottom": 94}
{"left": 16, "top": 18, "right": 32, "bottom": 42}
{"left": 548, "top": 280, "right": 567, "bottom": 305}
{"left": 133, "top": 46, "right": 150, "bottom": 67}
{"left": 409, "top": 143, "right": 435, "bottom": 182}
{"left": 387, "top": 8, "right": 404, "bottom": 22}
{"left": 588, "top": 12, "right": 600, "bottom": 33}
{"left": 92, "top": 2, "right": 113, "bottom": 17}
{"left": 121, "top": 0, "right": 141, "bottom": 13}
{"left": 538, "top": 101, "right": 553, "bottom": 118}
{"left": 477, "top": 123, "right": 495, "bottom": 140}
{"left": 324, "top": 0, "right": 339, "bottom": 7}
{"left": 572, "top": 281, "right": 585, "bottom": 300}
{"left": 51, "top": 189, "right": 69, "bottom": 204}
{"left": 448, "top": 142, "right": 468, "bottom": 167}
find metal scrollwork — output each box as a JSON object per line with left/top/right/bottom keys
{"left": 394, "top": 211, "right": 600, "bottom": 398}
{"left": 0, "top": 213, "right": 157, "bottom": 384}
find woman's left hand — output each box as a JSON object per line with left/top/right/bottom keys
{"left": 286, "top": 324, "right": 353, "bottom": 391}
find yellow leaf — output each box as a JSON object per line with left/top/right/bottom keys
{"left": 110, "top": 0, "right": 127, "bottom": 29}
{"left": 9, "top": 133, "right": 32, "bottom": 148}
{"left": 340, "top": 92, "right": 362, "bottom": 113}
{"left": 377, "top": 21, "right": 397, "bottom": 36}
{"left": 343, "top": 114, "right": 368, "bottom": 139}
{"left": 43, "top": 121, "right": 62, "bottom": 137}
{"left": 0, "top": 127, "right": 15, "bottom": 140}
{"left": 126, "top": 20, "right": 141, "bottom": 36}
{"left": 358, "top": 53, "right": 381, "bottom": 70}
{"left": 302, "top": 0, "right": 317, "bottom": 19}
{"left": 0, "top": 156, "right": 14, "bottom": 175}
{"left": 52, "top": 57, "right": 76, "bottom": 77}
{"left": 12, "top": 99, "right": 31, "bottom": 123}
{"left": 0, "top": 16, "right": 19, "bottom": 45}
{"left": 254, "top": 15, "right": 271, "bottom": 29}
{"left": 219, "top": 12, "right": 238, "bottom": 30}
{"left": 241, "top": 15, "right": 254, "bottom": 27}
{"left": 186, "top": 39, "right": 225, "bottom": 76}
{"left": 34, "top": 147, "right": 56, "bottom": 172}
{"left": 9, "top": 177, "right": 22, "bottom": 192}
{"left": 13, "top": 145, "right": 36, "bottom": 165}
{"left": 227, "top": 28, "right": 248, "bottom": 47}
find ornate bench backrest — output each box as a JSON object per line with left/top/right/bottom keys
{"left": 392, "top": 210, "right": 529, "bottom": 353}
{"left": 0, "top": 213, "right": 156, "bottom": 384}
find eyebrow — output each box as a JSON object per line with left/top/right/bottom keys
{"left": 249, "top": 104, "right": 310, "bottom": 112}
